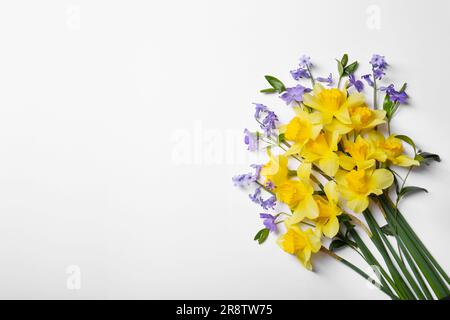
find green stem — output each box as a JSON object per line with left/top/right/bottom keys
{"left": 320, "top": 247, "right": 398, "bottom": 299}
{"left": 379, "top": 195, "right": 450, "bottom": 298}
{"left": 364, "top": 210, "right": 425, "bottom": 299}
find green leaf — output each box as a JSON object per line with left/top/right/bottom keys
{"left": 383, "top": 94, "right": 394, "bottom": 119}
{"left": 415, "top": 151, "right": 441, "bottom": 166}
{"left": 398, "top": 186, "right": 428, "bottom": 200}
{"left": 344, "top": 61, "right": 359, "bottom": 75}
{"left": 264, "top": 75, "right": 286, "bottom": 93}
{"left": 329, "top": 239, "right": 348, "bottom": 251}
{"left": 381, "top": 224, "right": 395, "bottom": 236}
{"left": 396, "top": 135, "right": 416, "bottom": 154}
{"left": 399, "top": 82, "right": 407, "bottom": 92}
{"left": 278, "top": 133, "right": 286, "bottom": 143}
{"left": 336, "top": 59, "right": 344, "bottom": 77}
{"left": 341, "top": 54, "right": 348, "bottom": 67}
{"left": 254, "top": 228, "right": 270, "bottom": 244}
{"left": 260, "top": 88, "right": 277, "bottom": 94}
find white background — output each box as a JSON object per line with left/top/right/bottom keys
{"left": 0, "top": 0, "right": 449, "bottom": 299}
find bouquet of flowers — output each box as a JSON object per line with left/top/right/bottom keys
{"left": 233, "top": 54, "right": 449, "bottom": 300}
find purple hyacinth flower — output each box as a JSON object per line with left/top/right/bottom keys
{"left": 232, "top": 173, "right": 253, "bottom": 187}
{"left": 362, "top": 74, "right": 374, "bottom": 87}
{"left": 290, "top": 68, "right": 310, "bottom": 80}
{"left": 249, "top": 187, "right": 262, "bottom": 204}
{"left": 260, "top": 213, "right": 277, "bottom": 232}
{"left": 261, "top": 111, "right": 278, "bottom": 136}
{"left": 316, "top": 73, "right": 333, "bottom": 86}
{"left": 265, "top": 181, "right": 275, "bottom": 191}
{"left": 373, "top": 67, "right": 385, "bottom": 80}
{"left": 348, "top": 73, "right": 364, "bottom": 92}
{"left": 280, "top": 84, "right": 311, "bottom": 105}
{"left": 244, "top": 129, "right": 258, "bottom": 152}
{"left": 253, "top": 103, "right": 268, "bottom": 119}
{"left": 261, "top": 196, "right": 277, "bottom": 210}
{"left": 299, "top": 54, "right": 312, "bottom": 68}
{"left": 370, "top": 54, "right": 387, "bottom": 69}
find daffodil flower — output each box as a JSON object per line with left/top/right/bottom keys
{"left": 314, "top": 181, "right": 342, "bottom": 238}
{"left": 277, "top": 224, "right": 321, "bottom": 270}
{"left": 338, "top": 135, "right": 386, "bottom": 170}
{"left": 301, "top": 131, "right": 340, "bottom": 176}
{"left": 366, "top": 131, "right": 419, "bottom": 167}
{"left": 336, "top": 168, "right": 394, "bottom": 213}
{"left": 275, "top": 163, "right": 319, "bottom": 224}
{"left": 260, "top": 152, "right": 289, "bottom": 186}
{"left": 279, "top": 107, "right": 323, "bottom": 156}
{"left": 303, "top": 84, "right": 365, "bottom": 126}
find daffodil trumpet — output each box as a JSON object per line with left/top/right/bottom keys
{"left": 233, "top": 53, "right": 448, "bottom": 300}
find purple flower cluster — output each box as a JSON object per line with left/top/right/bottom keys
{"left": 249, "top": 187, "right": 277, "bottom": 210}
{"left": 381, "top": 84, "right": 408, "bottom": 104}
{"left": 232, "top": 164, "right": 262, "bottom": 187}
{"left": 369, "top": 54, "right": 387, "bottom": 80}
{"left": 290, "top": 54, "right": 312, "bottom": 80}
{"left": 253, "top": 103, "right": 278, "bottom": 136}
{"left": 280, "top": 84, "right": 311, "bottom": 105}
{"left": 259, "top": 213, "right": 277, "bottom": 232}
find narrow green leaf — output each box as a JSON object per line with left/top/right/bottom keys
{"left": 254, "top": 228, "right": 265, "bottom": 241}
{"left": 260, "top": 88, "right": 277, "bottom": 93}
{"left": 399, "top": 186, "right": 428, "bottom": 200}
{"left": 264, "top": 75, "right": 286, "bottom": 93}
{"left": 396, "top": 135, "right": 416, "bottom": 154}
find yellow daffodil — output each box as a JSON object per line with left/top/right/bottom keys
{"left": 260, "top": 153, "right": 289, "bottom": 186}
{"left": 276, "top": 163, "right": 319, "bottom": 224}
{"left": 366, "top": 131, "right": 419, "bottom": 167}
{"left": 314, "top": 181, "right": 342, "bottom": 238}
{"left": 338, "top": 135, "right": 386, "bottom": 170}
{"left": 348, "top": 105, "right": 386, "bottom": 132}
{"left": 279, "top": 107, "right": 323, "bottom": 155}
{"left": 303, "top": 84, "right": 365, "bottom": 126}
{"left": 301, "top": 131, "right": 340, "bottom": 176}
{"left": 277, "top": 224, "right": 321, "bottom": 270}
{"left": 336, "top": 168, "right": 394, "bottom": 213}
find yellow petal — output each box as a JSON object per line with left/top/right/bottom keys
{"left": 324, "top": 181, "right": 339, "bottom": 204}
{"left": 347, "top": 195, "right": 369, "bottom": 213}
{"left": 394, "top": 155, "right": 420, "bottom": 167}
{"left": 335, "top": 106, "right": 352, "bottom": 124}
{"left": 292, "top": 196, "right": 319, "bottom": 223}
{"left": 338, "top": 152, "right": 356, "bottom": 170}
{"left": 296, "top": 247, "right": 313, "bottom": 270}
{"left": 297, "top": 162, "right": 312, "bottom": 180}
{"left": 318, "top": 152, "right": 340, "bottom": 177}
{"left": 370, "top": 169, "right": 394, "bottom": 192}
{"left": 323, "top": 216, "right": 340, "bottom": 238}
{"left": 285, "top": 142, "right": 304, "bottom": 156}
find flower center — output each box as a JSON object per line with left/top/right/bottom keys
{"left": 285, "top": 117, "right": 312, "bottom": 143}
{"left": 276, "top": 180, "right": 308, "bottom": 208}
{"left": 317, "top": 88, "right": 345, "bottom": 113}
{"left": 350, "top": 106, "right": 374, "bottom": 129}
{"left": 345, "top": 170, "right": 370, "bottom": 194}
{"left": 282, "top": 228, "right": 307, "bottom": 254}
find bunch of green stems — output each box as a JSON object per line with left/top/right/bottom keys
{"left": 260, "top": 134, "right": 449, "bottom": 300}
